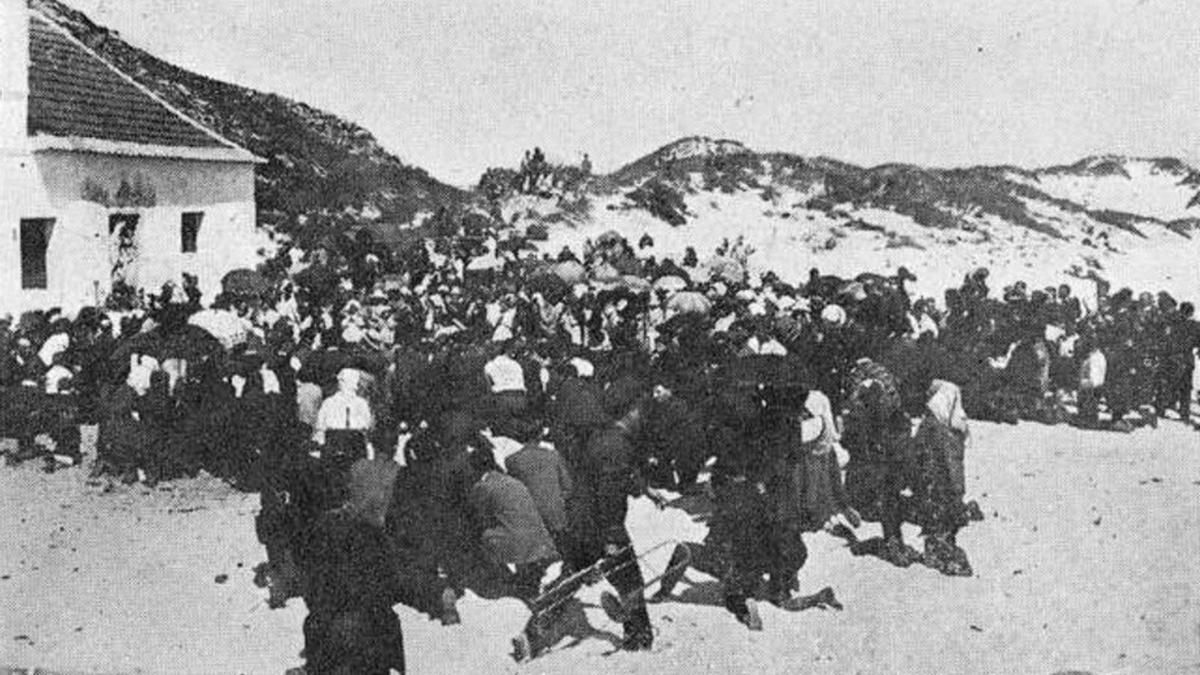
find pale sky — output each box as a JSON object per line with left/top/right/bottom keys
{"left": 71, "top": 0, "right": 1200, "bottom": 186}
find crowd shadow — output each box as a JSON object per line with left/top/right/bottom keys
{"left": 656, "top": 579, "right": 726, "bottom": 610}
{"left": 530, "top": 598, "right": 625, "bottom": 657}
{"left": 450, "top": 563, "right": 631, "bottom": 657}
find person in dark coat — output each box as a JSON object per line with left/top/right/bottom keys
{"left": 95, "top": 366, "right": 148, "bottom": 479}
{"left": 406, "top": 417, "right": 487, "bottom": 594}
{"left": 1057, "top": 284, "right": 1082, "bottom": 330}
{"left": 640, "top": 383, "right": 710, "bottom": 491}
{"left": 550, "top": 362, "right": 608, "bottom": 460}
{"left": 385, "top": 345, "right": 433, "bottom": 429}
{"left": 1, "top": 362, "right": 48, "bottom": 465}
{"left": 841, "top": 359, "right": 921, "bottom": 567}
{"left": 444, "top": 342, "right": 491, "bottom": 410}
{"left": 256, "top": 445, "right": 345, "bottom": 609}
{"left": 600, "top": 353, "right": 648, "bottom": 420}
{"left": 297, "top": 482, "right": 407, "bottom": 675}
{"left": 1162, "top": 302, "right": 1198, "bottom": 424}
{"left": 252, "top": 362, "right": 312, "bottom": 605}
{"left": 548, "top": 361, "right": 609, "bottom": 544}
{"left": 653, "top": 380, "right": 842, "bottom": 630}
{"left": 1104, "top": 331, "right": 1141, "bottom": 431}
{"left": 520, "top": 349, "right": 550, "bottom": 417}
{"left": 468, "top": 449, "right": 559, "bottom": 599}
{"left": 0, "top": 320, "right": 19, "bottom": 387}
{"left": 504, "top": 429, "right": 573, "bottom": 556}
{"left": 136, "top": 368, "right": 177, "bottom": 483}
{"left": 386, "top": 457, "right": 462, "bottom": 625}
{"left": 190, "top": 361, "right": 238, "bottom": 477}
{"left": 756, "top": 381, "right": 827, "bottom": 603}
{"left": 228, "top": 367, "right": 270, "bottom": 489}
{"left": 170, "top": 363, "right": 205, "bottom": 476}
{"left": 558, "top": 404, "right": 656, "bottom": 652}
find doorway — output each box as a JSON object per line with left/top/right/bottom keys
{"left": 108, "top": 212, "right": 140, "bottom": 290}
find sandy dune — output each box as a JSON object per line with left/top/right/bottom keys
{"left": 2, "top": 421, "right": 1199, "bottom": 674}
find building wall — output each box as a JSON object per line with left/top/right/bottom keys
{"left": 0, "top": 0, "right": 29, "bottom": 153}
{"left": 0, "top": 149, "right": 258, "bottom": 315}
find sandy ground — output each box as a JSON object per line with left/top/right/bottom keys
{"left": 2, "top": 421, "right": 1199, "bottom": 675}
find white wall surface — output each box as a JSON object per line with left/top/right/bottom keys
{"left": 0, "top": 0, "right": 29, "bottom": 153}
{"left": 0, "top": 149, "right": 258, "bottom": 315}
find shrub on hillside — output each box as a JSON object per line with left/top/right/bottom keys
{"left": 626, "top": 180, "right": 688, "bottom": 226}
{"left": 701, "top": 154, "right": 761, "bottom": 194}
{"left": 558, "top": 192, "right": 592, "bottom": 219}
{"left": 1088, "top": 210, "right": 1148, "bottom": 238}
{"left": 804, "top": 195, "right": 837, "bottom": 212}
{"left": 428, "top": 207, "right": 463, "bottom": 239}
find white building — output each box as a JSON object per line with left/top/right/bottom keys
{"left": 0, "top": 0, "right": 262, "bottom": 315}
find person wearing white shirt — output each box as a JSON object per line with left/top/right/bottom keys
{"left": 294, "top": 356, "right": 324, "bottom": 434}
{"left": 485, "top": 351, "right": 526, "bottom": 394}
{"left": 484, "top": 345, "right": 531, "bottom": 438}
{"left": 38, "top": 332, "right": 70, "bottom": 367}
{"left": 313, "top": 368, "right": 375, "bottom": 462}
{"left": 1076, "top": 342, "right": 1108, "bottom": 428}
{"left": 44, "top": 361, "right": 74, "bottom": 395}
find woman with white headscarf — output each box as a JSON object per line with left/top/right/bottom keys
{"left": 920, "top": 379, "right": 969, "bottom": 494}
{"left": 797, "top": 387, "right": 855, "bottom": 532}
{"left": 909, "top": 379, "right": 974, "bottom": 576}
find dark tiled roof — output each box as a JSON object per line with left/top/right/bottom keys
{"left": 27, "top": 12, "right": 227, "bottom": 149}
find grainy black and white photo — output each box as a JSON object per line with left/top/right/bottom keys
{"left": 1, "top": 1, "right": 1198, "bottom": 673}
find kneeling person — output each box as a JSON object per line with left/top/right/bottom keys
{"left": 468, "top": 448, "right": 559, "bottom": 599}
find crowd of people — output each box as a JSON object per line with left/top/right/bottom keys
{"left": 1, "top": 214, "right": 1197, "bottom": 673}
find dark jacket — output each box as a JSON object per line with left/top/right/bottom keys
{"left": 97, "top": 383, "right": 142, "bottom": 467}
{"left": 583, "top": 425, "right": 642, "bottom": 543}
{"left": 301, "top": 508, "right": 399, "bottom": 612}
{"left": 469, "top": 470, "right": 558, "bottom": 565}
{"left": 504, "top": 442, "right": 573, "bottom": 532}
{"left": 554, "top": 376, "right": 608, "bottom": 429}
{"left": 300, "top": 508, "right": 406, "bottom": 675}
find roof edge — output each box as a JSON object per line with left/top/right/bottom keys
{"left": 31, "top": 134, "right": 265, "bottom": 163}
{"left": 29, "top": 7, "right": 262, "bottom": 161}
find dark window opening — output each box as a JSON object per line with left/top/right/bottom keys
{"left": 20, "top": 218, "right": 54, "bottom": 290}
{"left": 181, "top": 211, "right": 203, "bottom": 253}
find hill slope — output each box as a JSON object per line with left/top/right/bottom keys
{"left": 32, "top": 0, "right": 464, "bottom": 234}
{"left": 496, "top": 137, "right": 1200, "bottom": 302}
